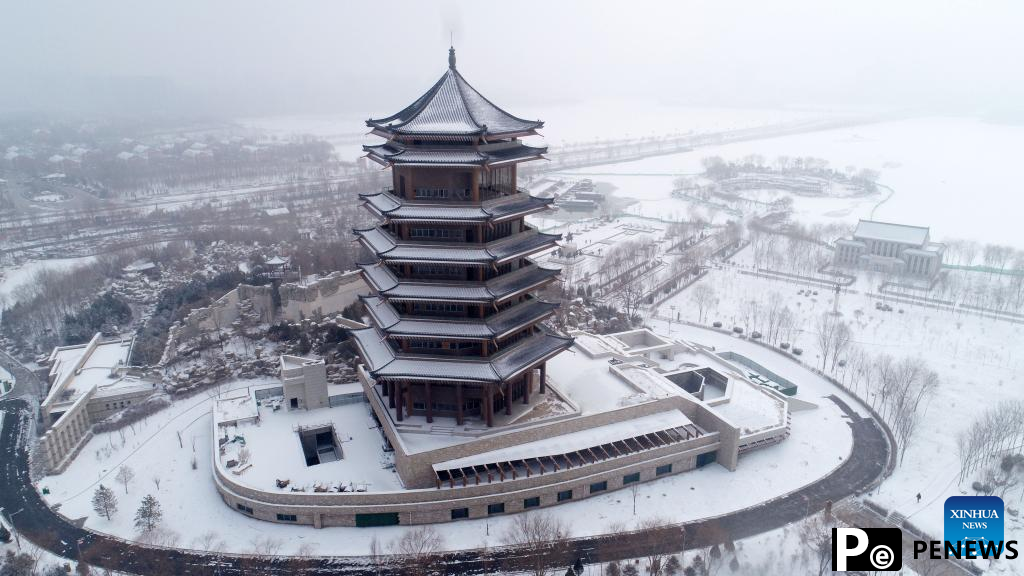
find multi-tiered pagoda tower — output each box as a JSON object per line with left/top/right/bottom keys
{"left": 351, "top": 48, "right": 572, "bottom": 428}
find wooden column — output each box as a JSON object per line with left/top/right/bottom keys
{"left": 471, "top": 169, "right": 480, "bottom": 203}
{"left": 504, "top": 381, "right": 512, "bottom": 415}
{"left": 456, "top": 384, "right": 464, "bottom": 426}
{"left": 539, "top": 362, "right": 547, "bottom": 394}
{"left": 388, "top": 381, "right": 395, "bottom": 408}
{"left": 523, "top": 373, "right": 530, "bottom": 405}
{"left": 485, "top": 386, "right": 494, "bottom": 428}
{"left": 425, "top": 382, "right": 433, "bottom": 423}
{"left": 395, "top": 382, "right": 403, "bottom": 421}
{"left": 405, "top": 382, "right": 414, "bottom": 419}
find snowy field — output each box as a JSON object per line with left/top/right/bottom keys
{"left": 40, "top": 345, "right": 855, "bottom": 556}
{"left": 652, "top": 254, "right": 1024, "bottom": 555}
{"left": 553, "top": 116, "right": 1024, "bottom": 246}
{"left": 0, "top": 256, "right": 97, "bottom": 307}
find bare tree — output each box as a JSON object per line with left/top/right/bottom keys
{"left": 115, "top": 465, "right": 135, "bottom": 494}
{"left": 691, "top": 284, "right": 716, "bottom": 324}
{"left": 634, "top": 516, "right": 680, "bottom": 576}
{"left": 250, "top": 536, "right": 285, "bottom": 557}
{"left": 501, "top": 512, "right": 573, "bottom": 576}
{"left": 191, "top": 531, "right": 226, "bottom": 552}
{"left": 392, "top": 526, "right": 446, "bottom": 576}
{"left": 814, "top": 313, "right": 852, "bottom": 372}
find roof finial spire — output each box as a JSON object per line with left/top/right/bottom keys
{"left": 448, "top": 41, "right": 456, "bottom": 70}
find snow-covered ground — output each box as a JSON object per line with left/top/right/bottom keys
{"left": 553, "top": 116, "right": 1024, "bottom": 246}
{"left": 652, "top": 254, "right": 1024, "bottom": 559}
{"left": 40, "top": 341, "right": 856, "bottom": 556}
{"left": 239, "top": 103, "right": 833, "bottom": 162}
{"left": 0, "top": 256, "right": 97, "bottom": 307}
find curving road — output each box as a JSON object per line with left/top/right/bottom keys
{"left": 1, "top": 391, "right": 889, "bottom": 575}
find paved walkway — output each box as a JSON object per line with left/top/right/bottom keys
{"left": 0, "top": 348, "right": 44, "bottom": 401}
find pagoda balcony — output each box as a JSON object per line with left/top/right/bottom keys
{"left": 359, "top": 188, "right": 553, "bottom": 223}
{"left": 358, "top": 261, "right": 561, "bottom": 304}
{"left": 362, "top": 295, "right": 559, "bottom": 341}
{"left": 350, "top": 326, "right": 573, "bottom": 384}
{"left": 354, "top": 226, "right": 560, "bottom": 265}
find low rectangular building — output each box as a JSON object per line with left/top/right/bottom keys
{"left": 834, "top": 219, "right": 944, "bottom": 277}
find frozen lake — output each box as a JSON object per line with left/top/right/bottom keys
{"left": 553, "top": 116, "right": 1024, "bottom": 247}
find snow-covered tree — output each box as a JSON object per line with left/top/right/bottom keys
{"left": 134, "top": 494, "right": 163, "bottom": 533}
{"left": 91, "top": 484, "right": 118, "bottom": 520}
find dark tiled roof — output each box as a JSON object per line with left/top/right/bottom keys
{"left": 362, "top": 295, "right": 559, "bottom": 340}
{"left": 363, "top": 142, "right": 545, "bottom": 167}
{"left": 358, "top": 261, "right": 561, "bottom": 303}
{"left": 366, "top": 66, "right": 543, "bottom": 138}
{"left": 360, "top": 190, "right": 554, "bottom": 223}
{"left": 354, "top": 227, "right": 560, "bottom": 264}
{"left": 350, "top": 327, "right": 573, "bottom": 383}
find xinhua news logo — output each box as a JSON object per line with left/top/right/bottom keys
{"left": 831, "top": 496, "right": 1019, "bottom": 572}
{"left": 831, "top": 527, "right": 902, "bottom": 571}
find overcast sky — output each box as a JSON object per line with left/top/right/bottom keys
{"left": 2, "top": 0, "right": 1022, "bottom": 119}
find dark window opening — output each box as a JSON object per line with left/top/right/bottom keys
{"left": 589, "top": 481, "right": 607, "bottom": 493}
{"left": 656, "top": 464, "right": 673, "bottom": 476}
{"left": 276, "top": 513, "right": 297, "bottom": 522}
{"left": 623, "top": 472, "right": 641, "bottom": 485}
{"left": 524, "top": 497, "right": 540, "bottom": 509}
{"left": 557, "top": 490, "right": 573, "bottom": 502}
{"left": 451, "top": 508, "right": 469, "bottom": 520}
{"left": 237, "top": 504, "right": 253, "bottom": 515}
{"left": 487, "top": 503, "right": 505, "bottom": 515}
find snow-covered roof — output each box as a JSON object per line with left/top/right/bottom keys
{"left": 853, "top": 220, "right": 929, "bottom": 246}
{"left": 351, "top": 327, "right": 572, "bottom": 383}
{"left": 43, "top": 334, "right": 133, "bottom": 408}
{"left": 432, "top": 410, "right": 694, "bottom": 471}
{"left": 366, "top": 48, "right": 543, "bottom": 139}
{"left": 364, "top": 142, "right": 546, "bottom": 167}
{"left": 360, "top": 190, "right": 553, "bottom": 223}
{"left": 123, "top": 259, "right": 155, "bottom": 272}
{"left": 265, "top": 255, "right": 288, "bottom": 265}
{"left": 359, "top": 261, "right": 560, "bottom": 303}
{"left": 264, "top": 207, "right": 290, "bottom": 217}
{"left": 354, "top": 227, "right": 560, "bottom": 264}
{"left": 214, "top": 391, "right": 259, "bottom": 426}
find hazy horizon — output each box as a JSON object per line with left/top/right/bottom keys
{"left": 3, "top": 0, "right": 1023, "bottom": 121}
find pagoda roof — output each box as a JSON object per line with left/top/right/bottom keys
{"left": 354, "top": 226, "right": 559, "bottom": 265}
{"left": 366, "top": 50, "right": 543, "bottom": 140}
{"left": 363, "top": 141, "right": 546, "bottom": 167}
{"left": 362, "top": 295, "right": 559, "bottom": 340}
{"left": 358, "top": 261, "right": 560, "bottom": 303}
{"left": 350, "top": 326, "right": 573, "bottom": 384}
{"left": 359, "top": 190, "right": 553, "bottom": 223}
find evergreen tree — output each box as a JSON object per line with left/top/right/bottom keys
{"left": 134, "top": 494, "right": 163, "bottom": 533}
{"left": 664, "top": 555, "right": 682, "bottom": 576}
{"left": 91, "top": 484, "right": 118, "bottom": 521}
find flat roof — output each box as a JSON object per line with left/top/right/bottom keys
{"left": 44, "top": 337, "right": 133, "bottom": 406}
{"left": 853, "top": 220, "right": 929, "bottom": 246}
{"left": 216, "top": 399, "right": 403, "bottom": 493}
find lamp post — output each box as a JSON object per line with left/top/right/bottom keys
{"left": 1, "top": 507, "right": 23, "bottom": 550}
